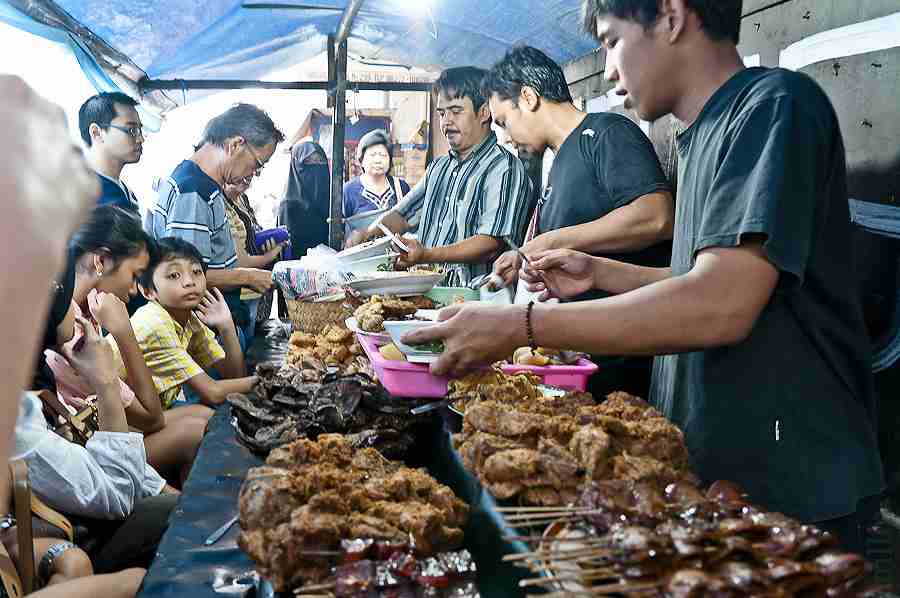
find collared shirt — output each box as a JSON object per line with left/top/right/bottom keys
{"left": 12, "top": 392, "right": 165, "bottom": 520}
{"left": 395, "top": 132, "right": 531, "bottom": 286}
{"left": 96, "top": 172, "right": 140, "bottom": 215}
{"left": 145, "top": 160, "right": 238, "bottom": 271}
{"left": 108, "top": 301, "right": 225, "bottom": 409}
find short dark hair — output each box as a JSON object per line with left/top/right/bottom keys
{"left": 198, "top": 103, "right": 285, "bottom": 149}
{"left": 78, "top": 92, "right": 139, "bottom": 147}
{"left": 70, "top": 206, "right": 156, "bottom": 272}
{"left": 483, "top": 46, "right": 573, "bottom": 106}
{"left": 140, "top": 237, "right": 207, "bottom": 292}
{"left": 434, "top": 67, "right": 489, "bottom": 112}
{"left": 582, "top": 0, "right": 742, "bottom": 45}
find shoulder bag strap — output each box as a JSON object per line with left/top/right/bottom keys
{"left": 9, "top": 461, "right": 34, "bottom": 594}
{"left": 0, "top": 540, "right": 22, "bottom": 598}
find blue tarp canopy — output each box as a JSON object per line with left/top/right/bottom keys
{"left": 4, "top": 0, "right": 596, "bottom": 93}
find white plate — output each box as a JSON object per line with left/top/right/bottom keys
{"left": 347, "top": 272, "right": 446, "bottom": 297}
{"left": 335, "top": 236, "right": 395, "bottom": 262}
{"left": 345, "top": 317, "right": 392, "bottom": 343}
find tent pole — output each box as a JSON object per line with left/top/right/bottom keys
{"left": 335, "top": 0, "right": 365, "bottom": 46}
{"left": 328, "top": 33, "right": 348, "bottom": 249}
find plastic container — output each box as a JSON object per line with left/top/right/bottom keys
{"left": 255, "top": 227, "right": 293, "bottom": 259}
{"left": 425, "top": 286, "right": 480, "bottom": 306}
{"left": 500, "top": 359, "right": 599, "bottom": 392}
{"left": 357, "top": 334, "right": 450, "bottom": 398}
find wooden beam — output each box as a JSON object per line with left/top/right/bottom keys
{"left": 329, "top": 34, "right": 349, "bottom": 249}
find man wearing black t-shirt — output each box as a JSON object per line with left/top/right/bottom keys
{"left": 404, "top": 0, "right": 884, "bottom": 552}
{"left": 485, "top": 46, "right": 673, "bottom": 290}
{"left": 79, "top": 92, "right": 143, "bottom": 215}
{"left": 483, "top": 46, "right": 674, "bottom": 396}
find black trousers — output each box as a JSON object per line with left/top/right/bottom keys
{"left": 56, "top": 494, "right": 180, "bottom": 573}
{"left": 815, "top": 494, "right": 882, "bottom": 556}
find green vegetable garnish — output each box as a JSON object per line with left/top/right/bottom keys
{"left": 411, "top": 340, "right": 445, "bottom": 353}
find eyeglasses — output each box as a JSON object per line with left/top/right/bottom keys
{"left": 107, "top": 124, "right": 144, "bottom": 139}
{"left": 245, "top": 143, "right": 266, "bottom": 177}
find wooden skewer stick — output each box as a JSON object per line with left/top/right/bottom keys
{"left": 504, "top": 546, "right": 615, "bottom": 563}
{"left": 503, "top": 510, "right": 599, "bottom": 521}
{"left": 292, "top": 582, "right": 336, "bottom": 594}
{"left": 496, "top": 506, "right": 586, "bottom": 512}
{"left": 520, "top": 568, "right": 620, "bottom": 588}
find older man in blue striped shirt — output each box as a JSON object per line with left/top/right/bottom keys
{"left": 348, "top": 67, "right": 532, "bottom": 286}
{"left": 146, "top": 104, "right": 283, "bottom": 331}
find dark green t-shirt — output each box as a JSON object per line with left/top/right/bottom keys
{"left": 650, "top": 67, "right": 883, "bottom": 522}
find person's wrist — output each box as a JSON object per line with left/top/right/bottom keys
{"left": 592, "top": 257, "right": 608, "bottom": 291}
{"left": 512, "top": 304, "right": 531, "bottom": 349}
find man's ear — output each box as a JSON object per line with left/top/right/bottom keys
{"left": 520, "top": 87, "right": 540, "bottom": 113}
{"left": 225, "top": 136, "right": 243, "bottom": 155}
{"left": 661, "top": 0, "right": 688, "bottom": 43}
{"left": 89, "top": 123, "right": 103, "bottom": 143}
{"left": 478, "top": 102, "right": 493, "bottom": 127}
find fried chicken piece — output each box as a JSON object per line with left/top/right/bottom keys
{"left": 239, "top": 469, "right": 301, "bottom": 530}
{"left": 457, "top": 431, "right": 529, "bottom": 471}
{"left": 464, "top": 401, "right": 543, "bottom": 438}
{"left": 290, "top": 331, "right": 317, "bottom": 348}
{"left": 324, "top": 323, "right": 353, "bottom": 344}
{"left": 569, "top": 425, "right": 611, "bottom": 480}
{"left": 599, "top": 392, "right": 663, "bottom": 421}
{"left": 611, "top": 453, "right": 684, "bottom": 487}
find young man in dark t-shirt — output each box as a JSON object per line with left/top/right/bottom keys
{"left": 403, "top": 0, "right": 884, "bottom": 552}
{"left": 483, "top": 46, "right": 674, "bottom": 396}
{"left": 485, "top": 46, "right": 673, "bottom": 291}
{"left": 78, "top": 92, "right": 143, "bottom": 215}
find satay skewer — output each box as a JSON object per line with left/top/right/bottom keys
{"left": 292, "top": 582, "right": 336, "bottom": 594}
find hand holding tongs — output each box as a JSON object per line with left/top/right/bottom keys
{"left": 377, "top": 222, "right": 410, "bottom": 254}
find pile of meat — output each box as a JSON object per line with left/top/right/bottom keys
{"left": 287, "top": 323, "right": 373, "bottom": 377}
{"left": 530, "top": 479, "right": 883, "bottom": 597}
{"left": 455, "top": 392, "right": 694, "bottom": 506}
{"left": 311, "top": 540, "right": 478, "bottom": 598}
{"left": 238, "top": 435, "right": 469, "bottom": 592}
{"left": 353, "top": 295, "right": 421, "bottom": 333}
{"left": 229, "top": 364, "right": 428, "bottom": 457}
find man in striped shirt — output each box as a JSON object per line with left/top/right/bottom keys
{"left": 145, "top": 104, "right": 283, "bottom": 333}
{"left": 348, "top": 67, "right": 532, "bottom": 286}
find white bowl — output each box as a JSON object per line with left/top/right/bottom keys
{"left": 343, "top": 208, "right": 388, "bottom": 233}
{"left": 341, "top": 253, "right": 399, "bottom": 277}
{"left": 382, "top": 320, "right": 444, "bottom": 360}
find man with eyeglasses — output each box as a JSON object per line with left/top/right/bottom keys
{"left": 78, "top": 92, "right": 144, "bottom": 214}
{"left": 146, "top": 103, "right": 284, "bottom": 347}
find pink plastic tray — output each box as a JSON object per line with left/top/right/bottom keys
{"left": 359, "top": 333, "right": 599, "bottom": 396}
{"left": 500, "top": 359, "right": 598, "bottom": 392}
{"left": 357, "top": 334, "right": 450, "bottom": 398}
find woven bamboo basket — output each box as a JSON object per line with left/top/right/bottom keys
{"left": 285, "top": 296, "right": 350, "bottom": 333}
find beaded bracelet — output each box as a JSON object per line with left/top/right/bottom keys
{"left": 525, "top": 301, "right": 537, "bottom": 349}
